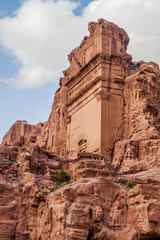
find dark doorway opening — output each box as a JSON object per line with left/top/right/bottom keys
{"left": 87, "top": 231, "right": 93, "bottom": 240}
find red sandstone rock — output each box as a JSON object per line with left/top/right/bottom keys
{"left": 112, "top": 62, "right": 160, "bottom": 185}
{"left": 0, "top": 19, "right": 160, "bottom": 240}
{"left": 1, "top": 120, "right": 39, "bottom": 147}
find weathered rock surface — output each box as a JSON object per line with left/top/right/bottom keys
{"left": 112, "top": 62, "right": 160, "bottom": 186}
{"left": 36, "top": 179, "right": 160, "bottom": 240}
{"left": 0, "top": 19, "right": 160, "bottom": 240}
{"left": 118, "top": 62, "right": 160, "bottom": 141}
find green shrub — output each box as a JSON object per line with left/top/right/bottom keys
{"left": 47, "top": 169, "right": 70, "bottom": 193}
{"left": 49, "top": 180, "right": 70, "bottom": 192}
{"left": 56, "top": 169, "right": 69, "bottom": 183}
{"left": 126, "top": 182, "right": 136, "bottom": 190}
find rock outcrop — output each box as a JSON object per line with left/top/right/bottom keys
{"left": 0, "top": 19, "right": 160, "bottom": 240}
{"left": 112, "top": 62, "right": 160, "bottom": 184}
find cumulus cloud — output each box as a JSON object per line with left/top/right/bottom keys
{"left": 0, "top": 0, "right": 87, "bottom": 88}
{"left": 0, "top": 0, "right": 159, "bottom": 88}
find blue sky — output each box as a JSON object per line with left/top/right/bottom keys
{"left": 0, "top": 0, "right": 160, "bottom": 142}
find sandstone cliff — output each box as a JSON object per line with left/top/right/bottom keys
{"left": 0, "top": 19, "right": 160, "bottom": 240}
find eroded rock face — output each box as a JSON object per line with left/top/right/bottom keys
{"left": 0, "top": 19, "right": 160, "bottom": 240}
{"left": 1, "top": 120, "right": 39, "bottom": 147}
{"left": 121, "top": 62, "right": 160, "bottom": 141}
{"left": 112, "top": 62, "right": 160, "bottom": 184}
{"left": 0, "top": 134, "right": 60, "bottom": 240}
{"left": 13, "top": 178, "right": 160, "bottom": 240}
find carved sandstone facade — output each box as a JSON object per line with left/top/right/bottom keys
{"left": 65, "top": 19, "right": 131, "bottom": 159}
{"left": 32, "top": 19, "right": 132, "bottom": 160}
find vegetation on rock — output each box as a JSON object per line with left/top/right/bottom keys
{"left": 0, "top": 159, "right": 16, "bottom": 163}
{"left": 56, "top": 169, "right": 69, "bottom": 182}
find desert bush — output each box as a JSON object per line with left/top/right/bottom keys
{"left": 56, "top": 169, "right": 69, "bottom": 183}
{"left": 126, "top": 182, "right": 136, "bottom": 190}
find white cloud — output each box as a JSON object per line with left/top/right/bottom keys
{"left": 0, "top": 0, "right": 87, "bottom": 88}
{"left": 0, "top": 0, "right": 159, "bottom": 88}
